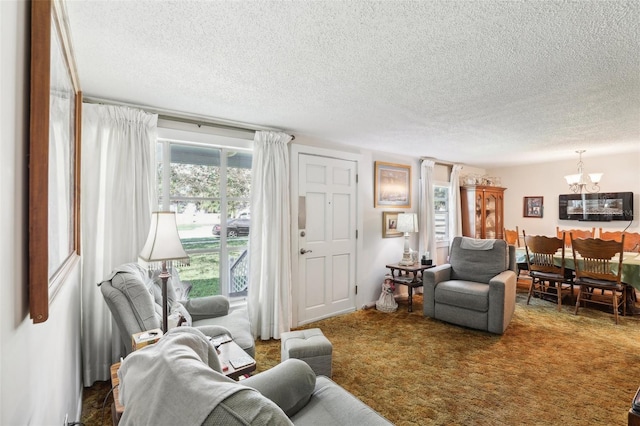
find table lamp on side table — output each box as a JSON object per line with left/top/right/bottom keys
{"left": 139, "top": 211, "right": 189, "bottom": 333}
{"left": 397, "top": 213, "right": 419, "bottom": 266}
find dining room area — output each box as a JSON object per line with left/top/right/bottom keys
{"left": 506, "top": 226, "right": 640, "bottom": 323}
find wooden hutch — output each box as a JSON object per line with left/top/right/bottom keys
{"left": 460, "top": 185, "right": 506, "bottom": 240}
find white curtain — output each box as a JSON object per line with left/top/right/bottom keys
{"left": 248, "top": 131, "right": 293, "bottom": 340}
{"left": 419, "top": 159, "right": 436, "bottom": 261}
{"left": 81, "top": 103, "right": 157, "bottom": 386}
{"left": 449, "top": 164, "right": 463, "bottom": 242}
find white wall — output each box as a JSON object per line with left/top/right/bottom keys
{"left": 1, "top": 2, "right": 83, "bottom": 424}
{"left": 490, "top": 151, "right": 640, "bottom": 238}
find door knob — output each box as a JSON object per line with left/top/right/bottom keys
{"left": 300, "top": 248, "right": 313, "bottom": 255}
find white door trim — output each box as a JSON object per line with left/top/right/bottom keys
{"left": 290, "top": 144, "right": 363, "bottom": 327}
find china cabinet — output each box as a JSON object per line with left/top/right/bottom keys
{"left": 460, "top": 185, "right": 506, "bottom": 240}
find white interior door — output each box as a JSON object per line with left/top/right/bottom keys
{"left": 297, "top": 154, "right": 357, "bottom": 324}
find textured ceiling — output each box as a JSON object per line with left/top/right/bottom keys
{"left": 65, "top": 0, "right": 640, "bottom": 167}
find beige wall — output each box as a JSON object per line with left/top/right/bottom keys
{"left": 490, "top": 151, "right": 640, "bottom": 238}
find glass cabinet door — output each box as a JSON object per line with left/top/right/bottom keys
{"left": 484, "top": 193, "right": 497, "bottom": 239}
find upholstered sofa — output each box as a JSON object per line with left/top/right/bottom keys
{"left": 99, "top": 262, "right": 254, "bottom": 356}
{"left": 423, "top": 237, "right": 517, "bottom": 334}
{"left": 117, "top": 327, "right": 392, "bottom": 425}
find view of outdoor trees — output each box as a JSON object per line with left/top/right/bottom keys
{"left": 156, "top": 141, "right": 252, "bottom": 299}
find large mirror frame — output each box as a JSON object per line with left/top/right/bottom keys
{"left": 29, "top": 0, "right": 82, "bottom": 323}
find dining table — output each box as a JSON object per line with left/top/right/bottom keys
{"left": 516, "top": 247, "right": 640, "bottom": 291}
{"left": 515, "top": 247, "right": 640, "bottom": 292}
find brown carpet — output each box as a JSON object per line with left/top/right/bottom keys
{"left": 81, "top": 280, "right": 640, "bottom": 425}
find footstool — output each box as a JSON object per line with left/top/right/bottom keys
{"left": 281, "top": 328, "right": 332, "bottom": 377}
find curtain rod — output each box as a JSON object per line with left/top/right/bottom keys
{"left": 420, "top": 157, "right": 457, "bottom": 167}
{"left": 83, "top": 96, "right": 295, "bottom": 140}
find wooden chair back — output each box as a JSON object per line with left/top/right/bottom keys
{"left": 599, "top": 229, "right": 640, "bottom": 252}
{"left": 570, "top": 235, "right": 624, "bottom": 284}
{"left": 556, "top": 227, "right": 594, "bottom": 247}
{"left": 571, "top": 234, "right": 626, "bottom": 323}
{"left": 504, "top": 226, "right": 519, "bottom": 247}
{"left": 523, "top": 232, "right": 565, "bottom": 276}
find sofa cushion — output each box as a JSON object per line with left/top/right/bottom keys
{"left": 290, "top": 376, "right": 391, "bottom": 425}
{"left": 435, "top": 280, "right": 490, "bottom": 312}
{"left": 203, "top": 389, "right": 293, "bottom": 426}
{"left": 450, "top": 237, "right": 509, "bottom": 284}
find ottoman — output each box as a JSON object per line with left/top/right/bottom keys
{"left": 281, "top": 328, "right": 332, "bottom": 377}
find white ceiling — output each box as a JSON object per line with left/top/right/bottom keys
{"left": 65, "top": 0, "right": 640, "bottom": 167}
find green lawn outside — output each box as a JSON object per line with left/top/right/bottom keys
{"left": 178, "top": 236, "right": 248, "bottom": 298}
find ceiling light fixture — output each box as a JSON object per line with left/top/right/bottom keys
{"left": 564, "top": 150, "right": 602, "bottom": 194}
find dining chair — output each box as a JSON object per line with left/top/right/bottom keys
{"left": 556, "top": 227, "right": 595, "bottom": 248}
{"left": 505, "top": 226, "right": 528, "bottom": 278}
{"left": 504, "top": 227, "right": 520, "bottom": 247}
{"left": 571, "top": 234, "right": 627, "bottom": 324}
{"left": 599, "top": 229, "right": 640, "bottom": 252}
{"left": 523, "top": 231, "right": 573, "bottom": 311}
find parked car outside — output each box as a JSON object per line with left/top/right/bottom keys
{"left": 212, "top": 212, "right": 250, "bottom": 237}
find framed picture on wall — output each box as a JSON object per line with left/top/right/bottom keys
{"left": 29, "top": 0, "right": 82, "bottom": 324}
{"left": 382, "top": 211, "right": 404, "bottom": 238}
{"left": 523, "top": 196, "right": 544, "bottom": 218}
{"left": 374, "top": 161, "right": 411, "bottom": 208}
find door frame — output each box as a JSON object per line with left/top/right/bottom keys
{"left": 290, "top": 144, "right": 364, "bottom": 327}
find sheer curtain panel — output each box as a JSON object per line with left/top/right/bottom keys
{"left": 81, "top": 103, "right": 157, "bottom": 386}
{"left": 419, "top": 160, "right": 437, "bottom": 262}
{"left": 248, "top": 131, "right": 293, "bottom": 340}
{"left": 449, "top": 164, "right": 463, "bottom": 242}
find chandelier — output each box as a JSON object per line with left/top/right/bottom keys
{"left": 564, "top": 150, "right": 602, "bottom": 193}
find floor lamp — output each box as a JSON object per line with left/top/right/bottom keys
{"left": 139, "top": 211, "right": 189, "bottom": 333}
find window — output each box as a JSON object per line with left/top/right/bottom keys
{"left": 156, "top": 140, "right": 252, "bottom": 300}
{"left": 434, "top": 184, "right": 449, "bottom": 243}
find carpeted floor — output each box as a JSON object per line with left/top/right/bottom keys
{"left": 81, "top": 280, "right": 640, "bottom": 425}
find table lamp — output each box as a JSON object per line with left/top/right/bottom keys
{"left": 397, "top": 213, "right": 419, "bottom": 266}
{"left": 139, "top": 211, "right": 189, "bottom": 333}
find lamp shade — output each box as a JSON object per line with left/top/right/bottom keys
{"left": 396, "top": 213, "right": 419, "bottom": 233}
{"left": 139, "top": 211, "right": 188, "bottom": 262}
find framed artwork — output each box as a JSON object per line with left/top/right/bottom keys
{"left": 29, "top": 0, "right": 82, "bottom": 323}
{"left": 374, "top": 161, "right": 411, "bottom": 208}
{"left": 523, "top": 196, "right": 544, "bottom": 218}
{"left": 382, "top": 211, "right": 404, "bottom": 238}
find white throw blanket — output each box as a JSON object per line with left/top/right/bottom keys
{"left": 460, "top": 237, "right": 496, "bottom": 250}
{"left": 118, "top": 327, "right": 249, "bottom": 426}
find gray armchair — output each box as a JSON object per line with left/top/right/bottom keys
{"left": 423, "top": 237, "right": 517, "bottom": 334}
{"left": 99, "top": 262, "right": 254, "bottom": 356}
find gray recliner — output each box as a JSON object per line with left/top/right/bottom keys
{"left": 423, "top": 237, "right": 517, "bottom": 334}
{"left": 99, "top": 262, "right": 255, "bottom": 356}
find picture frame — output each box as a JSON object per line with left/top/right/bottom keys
{"left": 523, "top": 196, "right": 544, "bottom": 218}
{"left": 374, "top": 161, "right": 411, "bottom": 208}
{"left": 382, "top": 211, "right": 404, "bottom": 238}
{"left": 29, "top": 0, "right": 82, "bottom": 323}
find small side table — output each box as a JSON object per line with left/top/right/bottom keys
{"left": 386, "top": 262, "right": 435, "bottom": 312}
{"left": 110, "top": 362, "right": 123, "bottom": 425}
{"left": 217, "top": 340, "right": 257, "bottom": 380}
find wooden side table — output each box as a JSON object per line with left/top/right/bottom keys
{"left": 386, "top": 262, "right": 435, "bottom": 312}
{"left": 110, "top": 362, "right": 123, "bottom": 425}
